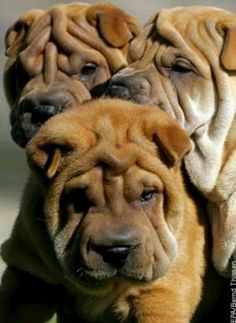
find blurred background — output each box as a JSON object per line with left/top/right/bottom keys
{"left": 1, "top": 0, "right": 236, "bottom": 276}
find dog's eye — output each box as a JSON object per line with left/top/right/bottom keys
{"left": 81, "top": 63, "right": 97, "bottom": 76}
{"left": 140, "top": 190, "right": 157, "bottom": 203}
{"left": 171, "top": 62, "right": 192, "bottom": 74}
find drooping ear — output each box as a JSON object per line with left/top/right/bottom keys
{"left": 153, "top": 123, "right": 191, "bottom": 166}
{"left": 218, "top": 22, "right": 236, "bottom": 70}
{"left": 5, "top": 9, "right": 44, "bottom": 57}
{"left": 26, "top": 116, "right": 78, "bottom": 179}
{"left": 26, "top": 136, "right": 75, "bottom": 179}
{"left": 86, "top": 3, "right": 140, "bottom": 48}
{"left": 26, "top": 111, "right": 97, "bottom": 179}
{"left": 141, "top": 110, "right": 191, "bottom": 166}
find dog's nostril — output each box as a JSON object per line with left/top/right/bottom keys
{"left": 103, "top": 246, "right": 131, "bottom": 267}
{"left": 107, "top": 84, "right": 132, "bottom": 100}
{"left": 31, "top": 105, "right": 57, "bottom": 124}
{"left": 94, "top": 245, "right": 133, "bottom": 268}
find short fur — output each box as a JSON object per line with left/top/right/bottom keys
{"left": 4, "top": 2, "right": 140, "bottom": 147}
{"left": 109, "top": 6, "right": 236, "bottom": 277}
{"left": 0, "top": 99, "right": 222, "bottom": 322}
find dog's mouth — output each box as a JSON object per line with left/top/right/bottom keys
{"left": 63, "top": 239, "right": 154, "bottom": 288}
{"left": 65, "top": 263, "right": 152, "bottom": 289}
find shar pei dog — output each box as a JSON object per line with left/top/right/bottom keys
{"left": 108, "top": 6, "right": 236, "bottom": 277}
{"left": 0, "top": 99, "right": 223, "bottom": 322}
{"left": 4, "top": 2, "right": 139, "bottom": 147}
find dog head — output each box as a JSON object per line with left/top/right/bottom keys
{"left": 108, "top": 6, "right": 236, "bottom": 194}
{"left": 4, "top": 2, "right": 140, "bottom": 147}
{"left": 26, "top": 98, "right": 190, "bottom": 292}
{"left": 106, "top": 8, "right": 236, "bottom": 277}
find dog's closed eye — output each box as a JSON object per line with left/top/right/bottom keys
{"left": 171, "top": 62, "right": 193, "bottom": 74}
{"left": 169, "top": 58, "right": 198, "bottom": 75}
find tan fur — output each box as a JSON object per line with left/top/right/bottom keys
{"left": 109, "top": 6, "right": 236, "bottom": 277}
{"left": 4, "top": 2, "right": 140, "bottom": 147}
{"left": 0, "top": 99, "right": 222, "bottom": 322}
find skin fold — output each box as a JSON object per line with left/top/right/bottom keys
{"left": 0, "top": 99, "right": 224, "bottom": 322}
{"left": 4, "top": 2, "right": 140, "bottom": 147}
{"left": 108, "top": 6, "right": 236, "bottom": 277}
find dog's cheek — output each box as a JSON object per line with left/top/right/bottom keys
{"left": 145, "top": 200, "right": 179, "bottom": 279}
{"left": 50, "top": 197, "right": 85, "bottom": 268}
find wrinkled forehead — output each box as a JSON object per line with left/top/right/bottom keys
{"left": 155, "top": 6, "right": 234, "bottom": 45}
{"left": 62, "top": 154, "right": 165, "bottom": 206}
{"left": 129, "top": 6, "right": 233, "bottom": 70}
{"left": 55, "top": 112, "right": 167, "bottom": 190}
{"left": 156, "top": 6, "right": 232, "bottom": 30}
{"left": 60, "top": 133, "right": 160, "bottom": 182}
{"left": 66, "top": 161, "right": 163, "bottom": 189}
{"left": 20, "top": 5, "right": 107, "bottom": 78}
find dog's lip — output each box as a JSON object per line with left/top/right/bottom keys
{"left": 66, "top": 265, "right": 151, "bottom": 288}
{"left": 65, "top": 268, "right": 115, "bottom": 288}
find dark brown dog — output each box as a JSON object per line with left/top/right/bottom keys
{"left": 0, "top": 99, "right": 223, "bottom": 322}
{"left": 4, "top": 2, "right": 139, "bottom": 147}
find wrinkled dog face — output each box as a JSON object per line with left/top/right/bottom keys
{"left": 27, "top": 99, "right": 190, "bottom": 290}
{"left": 108, "top": 7, "right": 236, "bottom": 136}
{"left": 59, "top": 161, "right": 171, "bottom": 285}
{"left": 107, "top": 6, "right": 236, "bottom": 277}
{"left": 4, "top": 3, "right": 139, "bottom": 147}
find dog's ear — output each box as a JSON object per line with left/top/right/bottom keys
{"left": 142, "top": 111, "right": 191, "bottom": 166}
{"left": 153, "top": 123, "right": 191, "bottom": 166}
{"left": 26, "top": 112, "right": 96, "bottom": 179}
{"left": 26, "top": 118, "right": 78, "bottom": 179}
{"left": 219, "top": 22, "right": 236, "bottom": 70}
{"left": 26, "top": 135, "right": 76, "bottom": 179}
{"left": 5, "top": 10, "right": 43, "bottom": 57}
{"left": 86, "top": 3, "right": 140, "bottom": 48}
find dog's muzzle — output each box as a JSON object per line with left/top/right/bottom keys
{"left": 11, "top": 90, "right": 74, "bottom": 147}
{"left": 107, "top": 74, "right": 151, "bottom": 104}
{"left": 65, "top": 224, "right": 152, "bottom": 286}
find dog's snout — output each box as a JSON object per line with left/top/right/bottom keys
{"left": 20, "top": 91, "right": 72, "bottom": 124}
{"left": 90, "top": 229, "right": 139, "bottom": 268}
{"left": 31, "top": 105, "right": 56, "bottom": 123}
{"left": 93, "top": 244, "right": 134, "bottom": 268}
{"left": 107, "top": 84, "right": 132, "bottom": 100}
{"left": 101, "top": 245, "right": 132, "bottom": 268}
{"left": 107, "top": 75, "right": 151, "bottom": 102}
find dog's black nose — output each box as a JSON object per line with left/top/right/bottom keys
{"left": 19, "top": 90, "right": 71, "bottom": 125}
{"left": 106, "top": 75, "right": 151, "bottom": 103}
{"left": 94, "top": 245, "right": 133, "bottom": 268}
{"left": 30, "top": 105, "right": 56, "bottom": 124}
{"left": 106, "top": 84, "right": 132, "bottom": 100}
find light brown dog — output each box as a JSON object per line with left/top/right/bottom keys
{"left": 108, "top": 6, "right": 236, "bottom": 277}
{"left": 4, "top": 2, "right": 139, "bottom": 147}
{"left": 0, "top": 99, "right": 223, "bottom": 322}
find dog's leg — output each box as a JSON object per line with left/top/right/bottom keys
{"left": 0, "top": 267, "right": 57, "bottom": 323}
{"left": 127, "top": 282, "right": 200, "bottom": 323}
